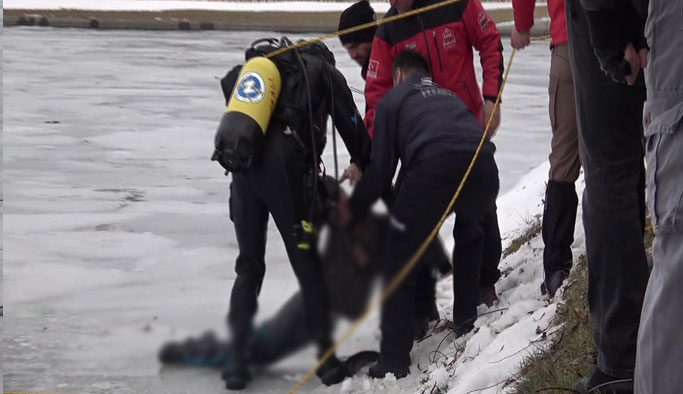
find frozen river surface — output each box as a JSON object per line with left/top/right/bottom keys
{"left": 3, "top": 28, "right": 553, "bottom": 393}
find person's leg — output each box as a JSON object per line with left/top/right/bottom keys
{"left": 542, "top": 43, "right": 581, "bottom": 297}
{"left": 451, "top": 154, "right": 499, "bottom": 334}
{"left": 478, "top": 207, "right": 501, "bottom": 306}
{"left": 635, "top": 1, "right": 683, "bottom": 391}
{"left": 566, "top": 0, "right": 650, "bottom": 388}
{"left": 257, "top": 132, "right": 342, "bottom": 385}
{"left": 372, "top": 162, "right": 462, "bottom": 376}
{"left": 224, "top": 174, "right": 269, "bottom": 388}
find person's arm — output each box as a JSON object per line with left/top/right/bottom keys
{"left": 363, "top": 36, "right": 395, "bottom": 139}
{"left": 511, "top": 0, "right": 535, "bottom": 49}
{"left": 462, "top": 0, "right": 504, "bottom": 104}
{"left": 324, "top": 64, "right": 372, "bottom": 170}
{"left": 349, "top": 98, "right": 399, "bottom": 221}
{"left": 579, "top": 0, "right": 648, "bottom": 85}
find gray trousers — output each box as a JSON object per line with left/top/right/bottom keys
{"left": 635, "top": 0, "right": 683, "bottom": 392}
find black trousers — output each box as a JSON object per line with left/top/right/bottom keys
{"left": 379, "top": 153, "right": 499, "bottom": 369}
{"left": 227, "top": 129, "right": 332, "bottom": 361}
{"left": 566, "top": 0, "right": 650, "bottom": 378}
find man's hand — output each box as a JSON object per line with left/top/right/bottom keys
{"left": 340, "top": 163, "right": 363, "bottom": 186}
{"left": 510, "top": 28, "right": 531, "bottom": 50}
{"left": 595, "top": 42, "right": 648, "bottom": 86}
{"left": 481, "top": 100, "right": 501, "bottom": 138}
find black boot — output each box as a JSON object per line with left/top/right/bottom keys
{"left": 222, "top": 334, "right": 251, "bottom": 390}
{"left": 541, "top": 180, "right": 578, "bottom": 296}
{"left": 222, "top": 363, "right": 252, "bottom": 390}
{"left": 573, "top": 369, "right": 634, "bottom": 394}
{"left": 316, "top": 355, "right": 348, "bottom": 386}
{"left": 479, "top": 284, "right": 499, "bottom": 307}
{"left": 368, "top": 360, "right": 409, "bottom": 379}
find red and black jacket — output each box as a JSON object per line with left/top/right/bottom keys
{"left": 364, "top": 0, "right": 504, "bottom": 137}
{"left": 512, "top": 0, "right": 568, "bottom": 47}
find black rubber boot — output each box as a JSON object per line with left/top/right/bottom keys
{"left": 222, "top": 362, "right": 252, "bottom": 391}
{"left": 541, "top": 180, "right": 578, "bottom": 295}
{"left": 368, "top": 360, "right": 409, "bottom": 379}
{"left": 573, "top": 369, "right": 634, "bottom": 394}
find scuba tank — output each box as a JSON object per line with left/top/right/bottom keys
{"left": 212, "top": 41, "right": 282, "bottom": 173}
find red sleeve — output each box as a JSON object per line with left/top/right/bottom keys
{"left": 462, "top": 0, "right": 504, "bottom": 102}
{"left": 363, "top": 36, "right": 394, "bottom": 139}
{"left": 512, "top": 0, "right": 536, "bottom": 32}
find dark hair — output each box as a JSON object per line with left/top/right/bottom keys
{"left": 392, "top": 50, "right": 429, "bottom": 77}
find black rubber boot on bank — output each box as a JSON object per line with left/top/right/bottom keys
{"left": 541, "top": 180, "right": 578, "bottom": 296}
{"left": 368, "top": 360, "right": 409, "bottom": 379}
{"left": 573, "top": 369, "right": 634, "bottom": 394}
{"left": 479, "top": 284, "right": 499, "bottom": 307}
{"left": 540, "top": 269, "right": 569, "bottom": 298}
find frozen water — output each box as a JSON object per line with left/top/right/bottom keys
{"left": 3, "top": 27, "right": 561, "bottom": 393}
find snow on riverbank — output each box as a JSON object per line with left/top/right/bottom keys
{"left": 4, "top": 0, "right": 516, "bottom": 12}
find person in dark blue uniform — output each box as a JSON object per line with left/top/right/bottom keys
{"left": 339, "top": 50, "right": 500, "bottom": 378}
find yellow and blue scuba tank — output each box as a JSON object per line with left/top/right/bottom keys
{"left": 212, "top": 37, "right": 336, "bottom": 173}
{"left": 212, "top": 39, "right": 282, "bottom": 173}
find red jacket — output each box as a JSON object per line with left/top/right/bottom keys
{"left": 512, "top": 0, "right": 568, "bottom": 47}
{"left": 364, "top": 0, "right": 504, "bottom": 137}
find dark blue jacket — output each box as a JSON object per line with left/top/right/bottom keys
{"left": 350, "top": 73, "right": 495, "bottom": 219}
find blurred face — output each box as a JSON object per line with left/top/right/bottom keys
{"left": 343, "top": 42, "right": 373, "bottom": 67}
{"left": 390, "top": 0, "right": 414, "bottom": 13}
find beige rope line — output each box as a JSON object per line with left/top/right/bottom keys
{"left": 266, "top": 0, "right": 467, "bottom": 59}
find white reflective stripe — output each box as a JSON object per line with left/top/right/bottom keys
{"left": 389, "top": 215, "right": 406, "bottom": 232}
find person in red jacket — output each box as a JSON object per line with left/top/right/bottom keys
{"left": 510, "top": 0, "right": 580, "bottom": 298}
{"left": 364, "top": 0, "right": 505, "bottom": 309}
{"left": 364, "top": 0, "right": 504, "bottom": 138}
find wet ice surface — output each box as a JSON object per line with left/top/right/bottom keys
{"left": 3, "top": 28, "right": 555, "bottom": 393}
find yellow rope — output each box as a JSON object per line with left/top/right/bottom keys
{"left": 266, "top": 0, "right": 466, "bottom": 59}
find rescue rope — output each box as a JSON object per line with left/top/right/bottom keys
{"left": 265, "top": 0, "right": 468, "bottom": 60}
{"left": 289, "top": 42, "right": 526, "bottom": 393}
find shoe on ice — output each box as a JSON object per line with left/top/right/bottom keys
{"left": 222, "top": 362, "right": 252, "bottom": 391}
{"left": 368, "top": 360, "right": 409, "bottom": 379}
{"left": 573, "top": 369, "right": 634, "bottom": 394}
{"left": 479, "top": 285, "right": 499, "bottom": 307}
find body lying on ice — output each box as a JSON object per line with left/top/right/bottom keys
{"left": 159, "top": 176, "right": 453, "bottom": 369}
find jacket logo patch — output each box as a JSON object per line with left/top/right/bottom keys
{"left": 405, "top": 42, "right": 417, "bottom": 50}
{"left": 367, "top": 59, "right": 379, "bottom": 79}
{"left": 442, "top": 28, "right": 456, "bottom": 49}
{"left": 478, "top": 12, "right": 491, "bottom": 32}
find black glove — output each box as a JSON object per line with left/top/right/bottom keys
{"left": 593, "top": 47, "right": 633, "bottom": 85}
{"left": 583, "top": 4, "right": 648, "bottom": 84}
{"left": 316, "top": 355, "right": 348, "bottom": 386}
